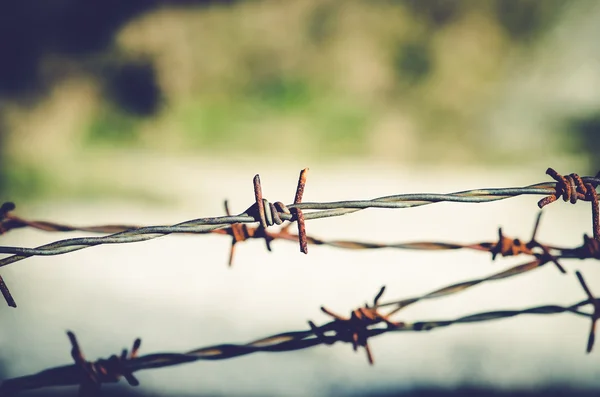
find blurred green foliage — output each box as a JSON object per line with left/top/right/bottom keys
{"left": 394, "top": 41, "right": 433, "bottom": 84}
{"left": 0, "top": 0, "right": 597, "bottom": 201}
{"left": 86, "top": 106, "right": 142, "bottom": 147}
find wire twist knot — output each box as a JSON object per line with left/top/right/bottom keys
{"left": 491, "top": 229, "right": 535, "bottom": 259}
{"left": 491, "top": 212, "right": 565, "bottom": 273}
{"left": 243, "top": 168, "right": 309, "bottom": 254}
{"left": 308, "top": 286, "right": 403, "bottom": 364}
{"left": 538, "top": 168, "right": 599, "bottom": 241}
{"left": 68, "top": 331, "right": 141, "bottom": 396}
{"left": 222, "top": 201, "right": 276, "bottom": 266}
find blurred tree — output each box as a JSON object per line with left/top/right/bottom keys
{"left": 0, "top": 0, "right": 239, "bottom": 102}
{"left": 494, "top": 0, "right": 565, "bottom": 41}
{"left": 394, "top": 41, "right": 433, "bottom": 84}
{"left": 403, "top": 0, "right": 463, "bottom": 27}
{"left": 0, "top": 0, "right": 240, "bottom": 196}
{"left": 104, "top": 60, "right": 162, "bottom": 117}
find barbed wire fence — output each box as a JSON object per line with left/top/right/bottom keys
{"left": 0, "top": 167, "right": 599, "bottom": 396}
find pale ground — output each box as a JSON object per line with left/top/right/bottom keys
{"left": 0, "top": 159, "right": 598, "bottom": 396}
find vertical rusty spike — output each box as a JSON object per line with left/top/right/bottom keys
{"left": 295, "top": 209, "right": 308, "bottom": 254}
{"left": 253, "top": 175, "right": 267, "bottom": 229}
{"left": 587, "top": 183, "right": 599, "bottom": 241}
{"left": 292, "top": 168, "right": 309, "bottom": 254}
{"left": 294, "top": 168, "right": 309, "bottom": 205}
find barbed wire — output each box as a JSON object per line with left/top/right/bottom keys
{"left": 1, "top": 167, "right": 599, "bottom": 396}
{"left": 5, "top": 201, "right": 597, "bottom": 277}
{"left": 0, "top": 270, "right": 596, "bottom": 397}
{"left": 3, "top": 201, "right": 599, "bottom": 269}
{"left": 211, "top": 210, "right": 600, "bottom": 272}
{"left": 0, "top": 167, "right": 598, "bottom": 308}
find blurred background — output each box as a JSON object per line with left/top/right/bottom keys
{"left": 1, "top": 0, "right": 600, "bottom": 396}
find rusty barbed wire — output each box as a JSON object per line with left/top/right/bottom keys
{"left": 0, "top": 270, "right": 596, "bottom": 397}
{"left": 3, "top": 201, "right": 598, "bottom": 270}
{"left": 1, "top": 207, "right": 597, "bottom": 312}
{"left": 0, "top": 167, "right": 598, "bottom": 308}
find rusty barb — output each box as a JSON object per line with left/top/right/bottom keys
{"left": 1, "top": 271, "right": 598, "bottom": 396}
{"left": 0, "top": 166, "right": 598, "bottom": 308}
{"left": 69, "top": 331, "right": 141, "bottom": 396}
{"left": 538, "top": 168, "right": 600, "bottom": 241}
{"left": 309, "top": 286, "right": 403, "bottom": 365}
{"left": 244, "top": 168, "right": 308, "bottom": 254}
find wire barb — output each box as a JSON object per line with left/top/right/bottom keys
{"left": 1, "top": 167, "right": 600, "bottom": 395}
{"left": 310, "top": 286, "right": 403, "bottom": 364}
{"left": 1, "top": 272, "right": 597, "bottom": 396}
{"left": 67, "top": 331, "right": 141, "bottom": 396}
{"left": 243, "top": 169, "right": 308, "bottom": 254}
{"left": 224, "top": 200, "right": 273, "bottom": 267}
{"left": 575, "top": 271, "right": 599, "bottom": 353}
{"left": 291, "top": 168, "right": 309, "bottom": 254}
{"left": 1, "top": 167, "right": 599, "bottom": 308}
{"left": 538, "top": 168, "right": 600, "bottom": 241}
{"left": 488, "top": 212, "right": 566, "bottom": 273}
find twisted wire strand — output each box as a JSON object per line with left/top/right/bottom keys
{"left": 1, "top": 271, "right": 596, "bottom": 396}
{"left": 1, "top": 172, "right": 598, "bottom": 261}
{"left": 2, "top": 174, "right": 599, "bottom": 260}
{"left": 0, "top": 168, "right": 598, "bottom": 308}
{"left": 5, "top": 207, "right": 598, "bottom": 265}
{"left": 227, "top": 211, "right": 600, "bottom": 271}
{"left": 1, "top": 184, "right": 597, "bottom": 236}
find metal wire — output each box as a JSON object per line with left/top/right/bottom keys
{"left": 2, "top": 170, "right": 599, "bottom": 260}
{"left": 3, "top": 204, "right": 598, "bottom": 267}
{"left": 216, "top": 211, "right": 600, "bottom": 273}
{"left": 0, "top": 168, "right": 600, "bottom": 307}
{"left": 0, "top": 270, "right": 596, "bottom": 397}
{"left": 1, "top": 167, "right": 599, "bottom": 395}
{"left": 0, "top": 167, "right": 598, "bottom": 308}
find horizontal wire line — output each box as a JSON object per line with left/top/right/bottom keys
{"left": 1, "top": 168, "right": 599, "bottom": 395}
{"left": 2, "top": 178, "right": 599, "bottom": 266}
{"left": 0, "top": 295, "right": 593, "bottom": 395}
